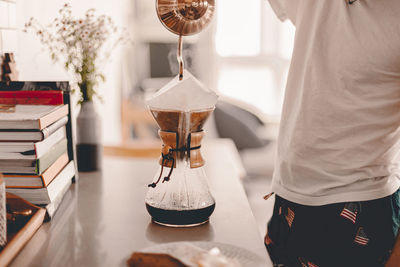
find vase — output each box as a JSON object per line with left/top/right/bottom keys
{"left": 76, "top": 101, "right": 102, "bottom": 172}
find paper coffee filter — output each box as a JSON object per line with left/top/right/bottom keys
{"left": 146, "top": 70, "right": 218, "bottom": 112}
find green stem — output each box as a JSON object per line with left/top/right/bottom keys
{"left": 80, "top": 82, "right": 90, "bottom": 102}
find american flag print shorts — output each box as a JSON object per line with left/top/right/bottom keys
{"left": 264, "top": 189, "right": 400, "bottom": 267}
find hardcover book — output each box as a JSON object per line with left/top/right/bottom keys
{"left": 0, "top": 126, "right": 66, "bottom": 159}
{"left": 0, "top": 90, "right": 63, "bottom": 105}
{"left": 6, "top": 161, "right": 75, "bottom": 204}
{"left": 0, "top": 81, "right": 70, "bottom": 92}
{"left": 42, "top": 177, "right": 73, "bottom": 221}
{"left": 0, "top": 105, "right": 68, "bottom": 130}
{"left": 4, "top": 153, "right": 69, "bottom": 188}
{"left": 0, "top": 116, "right": 68, "bottom": 142}
{"left": 0, "top": 138, "right": 67, "bottom": 174}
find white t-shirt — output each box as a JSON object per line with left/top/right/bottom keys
{"left": 268, "top": 0, "right": 400, "bottom": 205}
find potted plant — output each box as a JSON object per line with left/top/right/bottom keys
{"left": 25, "top": 3, "right": 127, "bottom": 172}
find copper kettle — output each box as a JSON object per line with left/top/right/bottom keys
{"left": 156, "top": 0, "right": 215, "bottom": 79}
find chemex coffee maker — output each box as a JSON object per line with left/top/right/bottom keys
{"left": 145, "top": 0, "right": 217, "bottom": 227}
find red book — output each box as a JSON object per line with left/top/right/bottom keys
{"left": 0, "top": 91, "right": 64, "bottom": 105}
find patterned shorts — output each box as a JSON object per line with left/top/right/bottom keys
{"left": 265, "top": 189, "right": 400, "bottom": 267}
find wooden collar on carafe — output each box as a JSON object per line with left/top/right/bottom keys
{"left": 159, "top": 130, "right": 205, "bottom": 168}
{"left": 148, "top": 130, "right": 204, "bottom": 188}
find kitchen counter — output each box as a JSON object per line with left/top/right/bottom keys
{"left": 10, "top": 139, "right": 271, "bottom": 266}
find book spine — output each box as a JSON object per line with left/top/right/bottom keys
{"left": 34, "top": 127, "right": 66, "bottom": 159}
{"left": 46, "top": 161, "right": 74, "bottom": 203}
{"left": 0, "top": 81, "right": 70, "bottom": 92}
{"left": 38, "top": 105, "right": 68, "bottom": 130}
{"left": 36, "top": 139, "right": 68, "bottom": 175}
{"left": 41, "top": 116, "right": 68, "bottom": 140}
{"left": 41, "top": 153, "right": 69, "bottom": 187}
{"left": 0, "top": 91, "right": 64, "bottom": 105}
{"left": 43, "top": 181, "right": 72, "bottom": 221}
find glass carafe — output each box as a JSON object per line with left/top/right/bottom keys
{"left": 145, "top": 108, "right": 215, "bottom": 227}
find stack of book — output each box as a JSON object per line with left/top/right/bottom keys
{"left": 0, "top": 104, "right": 75, "bottom": 219}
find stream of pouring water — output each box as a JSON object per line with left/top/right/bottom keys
{"left": 178, "top": 35, "right": 184, "bottom": 80}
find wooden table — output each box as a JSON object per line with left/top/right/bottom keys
{"left": 10, "top": 139, "right": 271, "bottom": 267}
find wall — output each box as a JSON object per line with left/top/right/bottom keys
{"left": 14, "top": 0, "right": 131, "bottom": 145}
{"left": 0, "top": 0, "right": 17, "bottom": 54}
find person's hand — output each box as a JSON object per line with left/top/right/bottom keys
{"left": 386, "top": 249, "right": 400, "bottom": 267}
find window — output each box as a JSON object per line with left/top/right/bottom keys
{"left": 215, "top": 0, "right": 295, "bottom": 116}
{"left": 216, "top": 0, "right": 261, "bottom": 56}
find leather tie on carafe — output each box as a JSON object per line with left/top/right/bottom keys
{"left": 148, "top": 130, "right": 204, "bottom": 188}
